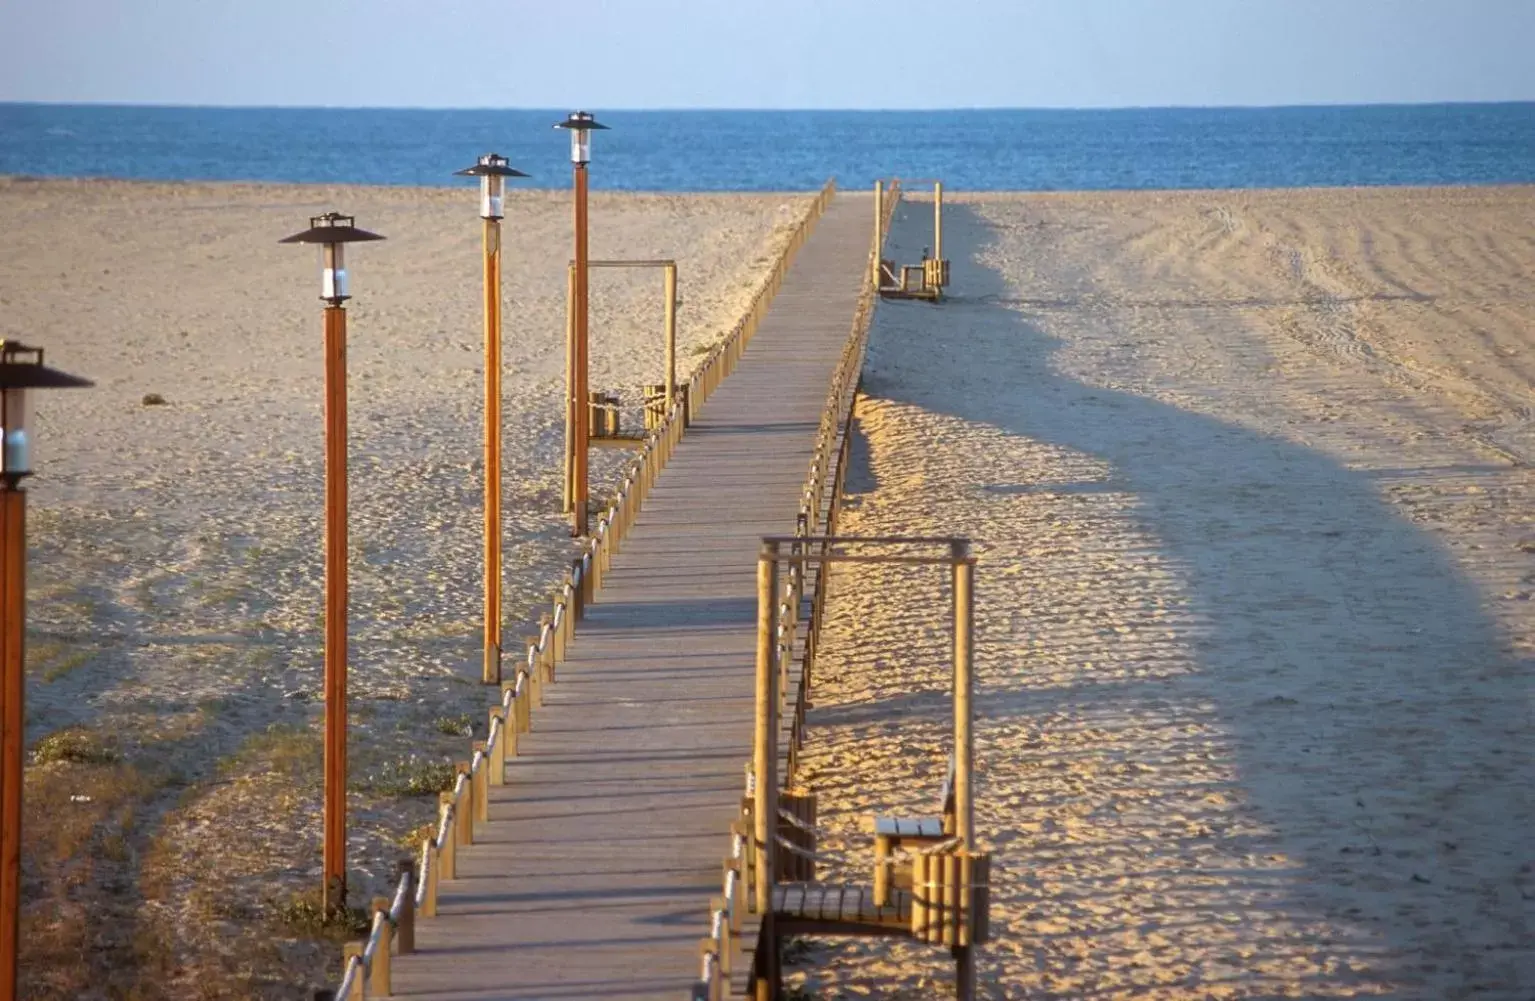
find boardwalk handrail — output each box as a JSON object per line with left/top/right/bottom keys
{"left": 688, "top": 180, "right": 898, "bottom": 999}
{"left": 321, "top": 177, "right": 837, "bottom": 1000}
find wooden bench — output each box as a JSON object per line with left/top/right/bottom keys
{"left": 869, "top": 754, "right": 956, "bottom": 905}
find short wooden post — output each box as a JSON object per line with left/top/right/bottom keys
{"left": 571, "top": 558, "right": 585, "bottom": 621}
{"left": 524, "top": 643, "right": 543, "bottom": 706}
{"left": 454, "top": 762, "right": 473, "bottom": 845}
{"left": 369, "top": 898, "right": 391, "bottom": 995}
{"left": 712, "top": 896, "right": 732, "bottom": 977}
{"left": 395, "top": 858, "right": 415, "bottom": 954}
{"left": 581, "top": 552, "right": 595, "bottom": 606}
{"left": 554, "top": 597, "right": 570, "bottom": 660}
{"left": 724, "top": 857, "right": 743, "bottom": 932}
{"left": 472, "top": 744, "right": 489, "bottom": 825}
{"left": 422, "top": 837, "right": 440, "bottom": 917}
{"left": 487, "top": 706, "right": 507, "bottom": 783}
{"left": 539, "top": 614, "right": 554, "bottom": 681}
{"left": 437, "top": 793, "right": 457, "bottom": 880}
{"left": 873, "top": 832, "right": 891, "bottom": 907}
{"left": 341, "top": 944, "right": 364, "bottom": 1000}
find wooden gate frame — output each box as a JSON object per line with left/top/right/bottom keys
{"left": 563, "top": 259, "right": 680, "bottom": 512}
{"left": 873, "top": 179, "right": 950, "bottom": 301}
{"left": 752, "top": 534, "right": 978, "bottom": 1000}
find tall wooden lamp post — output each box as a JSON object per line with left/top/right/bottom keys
{"left": 0, "top": 341, "right": 90, "bottom": 1001}
{"left": 555, "top": 111, "right": 609, "bottom": 537}
{"left": 453, "top": 153, "right": 529, "bottom": 685}
{"left": 279, "top": 212, "right": 385, "bottom": 916}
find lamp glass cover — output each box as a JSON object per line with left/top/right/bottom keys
{"left": 321, "top": 242, "right": 349, "bottom": 301}
{"left": 482, "top": 173, "right": 505, "bottom": 219}
{"left": 1, "top": 386, "right": 32, "bottom": 478}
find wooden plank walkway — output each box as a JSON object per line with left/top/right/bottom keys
{"left": 391, "top": 194, "right": 871, "bottom": 1000}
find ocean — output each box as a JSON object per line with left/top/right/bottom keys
{"left": 2, "top": 103, "right": 1533, "bottom": 192}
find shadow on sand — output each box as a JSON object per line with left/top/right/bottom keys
{"left": 839, "top": 198, "right": 1533, "bottom": 995}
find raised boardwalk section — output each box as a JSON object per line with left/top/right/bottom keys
{"left": 391, "top": 195, "right": 870, "bottom": 999}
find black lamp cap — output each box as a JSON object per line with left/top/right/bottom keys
{"left": 279, "top": 211, "right": 386, "bottom": 245}
{"left": 555, "top": 111, "right": 610, "bottom": 131}
{"left": 454, "top": 153, "right": 530, "bottom": 178}
{"left": 0, "top": 341, "right": 92, "bottom": 389}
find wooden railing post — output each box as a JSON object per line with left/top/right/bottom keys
{"left": 340, "top": 947, "right": 364, "bottom": 1000}
{"left": 395, "top": 859, "right": 416, "bottom": 955}
{"left": 438, "top": 795, "right": 457, "bottom": 880}
{"left": 455, "top": 763, "right": 473, "bottom": 845}
{"left": 472, "top": 745, "right": 490, "bottom": 825}
{"left": 369, "top": 899, "right": 392, "bottom": 995}
{"left": 421, "top": 838, "right": 439, "bottom": 917}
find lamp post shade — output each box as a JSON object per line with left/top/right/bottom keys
{"left": 279, "top": 212, "right": 386, "bottom": 304}
{"left": 0, "top": 341, "right": 92, "bottom": 485}
{"left": 555, "top": 111, "right": 610, "bottom": 165}
{"left": 454, "top": 153, "right": 530, "bottom": 220}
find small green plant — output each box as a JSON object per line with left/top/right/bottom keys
{"left": 355, "top": 754, "right": 456, "bottom": 798}
{"left": 32, "top": 727, "right": 120, "bottom": 765}
{"left": 224, "top": 724, "right": 320, "bottom": 778}
{"left": 433, "top": 713, "right": 474, "bottom": 737}
{"left": 275, "top": 888, "right": 370, "bottom": 940}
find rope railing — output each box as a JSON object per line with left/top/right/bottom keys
{"left": 321, "top": 178, "right": 837, "bottom": 1001}
{"left": 687, "top": 179, "right": 895, "bottom": 1000}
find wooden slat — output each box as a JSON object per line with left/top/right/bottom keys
{"left": 389, "top": 196, "right": 871, "bottom": 1001}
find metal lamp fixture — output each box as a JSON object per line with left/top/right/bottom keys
{"left": 0, "top": 340, "right": 90, "bottom": 1001}
{"left": 555, "top": 110, "right": 609, "bottom": 165}
{"left": 0, "top": 344, "right": 89, "bottom": 485}
{"left": 278, "top": 211, "right": 385, "bottom": 916}
{"left": 279, "top": 211, "right": 385, "bottom": 303}
{"left": 454, "top": 152, "right": 529, "bottom": 221}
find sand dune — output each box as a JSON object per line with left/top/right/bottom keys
{"left": 793, "top": 187, "right": 1535, "bottom": 999}
{"left": 0, "top": 176, "right": 808, "bottom": 997}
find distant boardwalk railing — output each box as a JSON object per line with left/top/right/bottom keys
{"left": 689, "top": 180, "right": 900, "bottom": 1000}
{"left": 320, "top": 178, "right": 837, "bottom": 1001}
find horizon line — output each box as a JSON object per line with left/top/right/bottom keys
{"left": 3, "top": 98, "right": 1534, "bottom": 114}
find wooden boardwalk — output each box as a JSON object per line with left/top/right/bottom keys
{"left": 392, "top": 195, "right": 870, "bottom": 1000}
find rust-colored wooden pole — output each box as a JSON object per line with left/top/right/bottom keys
{"left": 752, "top": 542, "right": 779, "bottom": 1000}
{"left": 0, "top": 486, "right": 24, "bottom": 1001}
{"left": 483, "top": 216, "right": 503, "bottom": 685}
{"left": 562, "top": 262, "right": 575, "bottom": 515}
{"left": 322, "top": 304, "right": 349, "bottom": 916}
{"left": 572, "top": 162, "right": 590, "bottom": 537}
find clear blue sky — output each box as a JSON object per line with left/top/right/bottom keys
{"left": 3, "top": 0, "right": 1532, "bottom": 109}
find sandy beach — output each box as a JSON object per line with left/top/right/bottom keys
{"left": 793, "top": 186, "right": 1535, "bottom": 998}
{"left": 0, "top": 176, "right": 809, "bottom": 997}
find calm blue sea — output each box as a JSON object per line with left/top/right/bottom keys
{"left": 2, "top": 103, "right": 1533, "bottom": 192}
